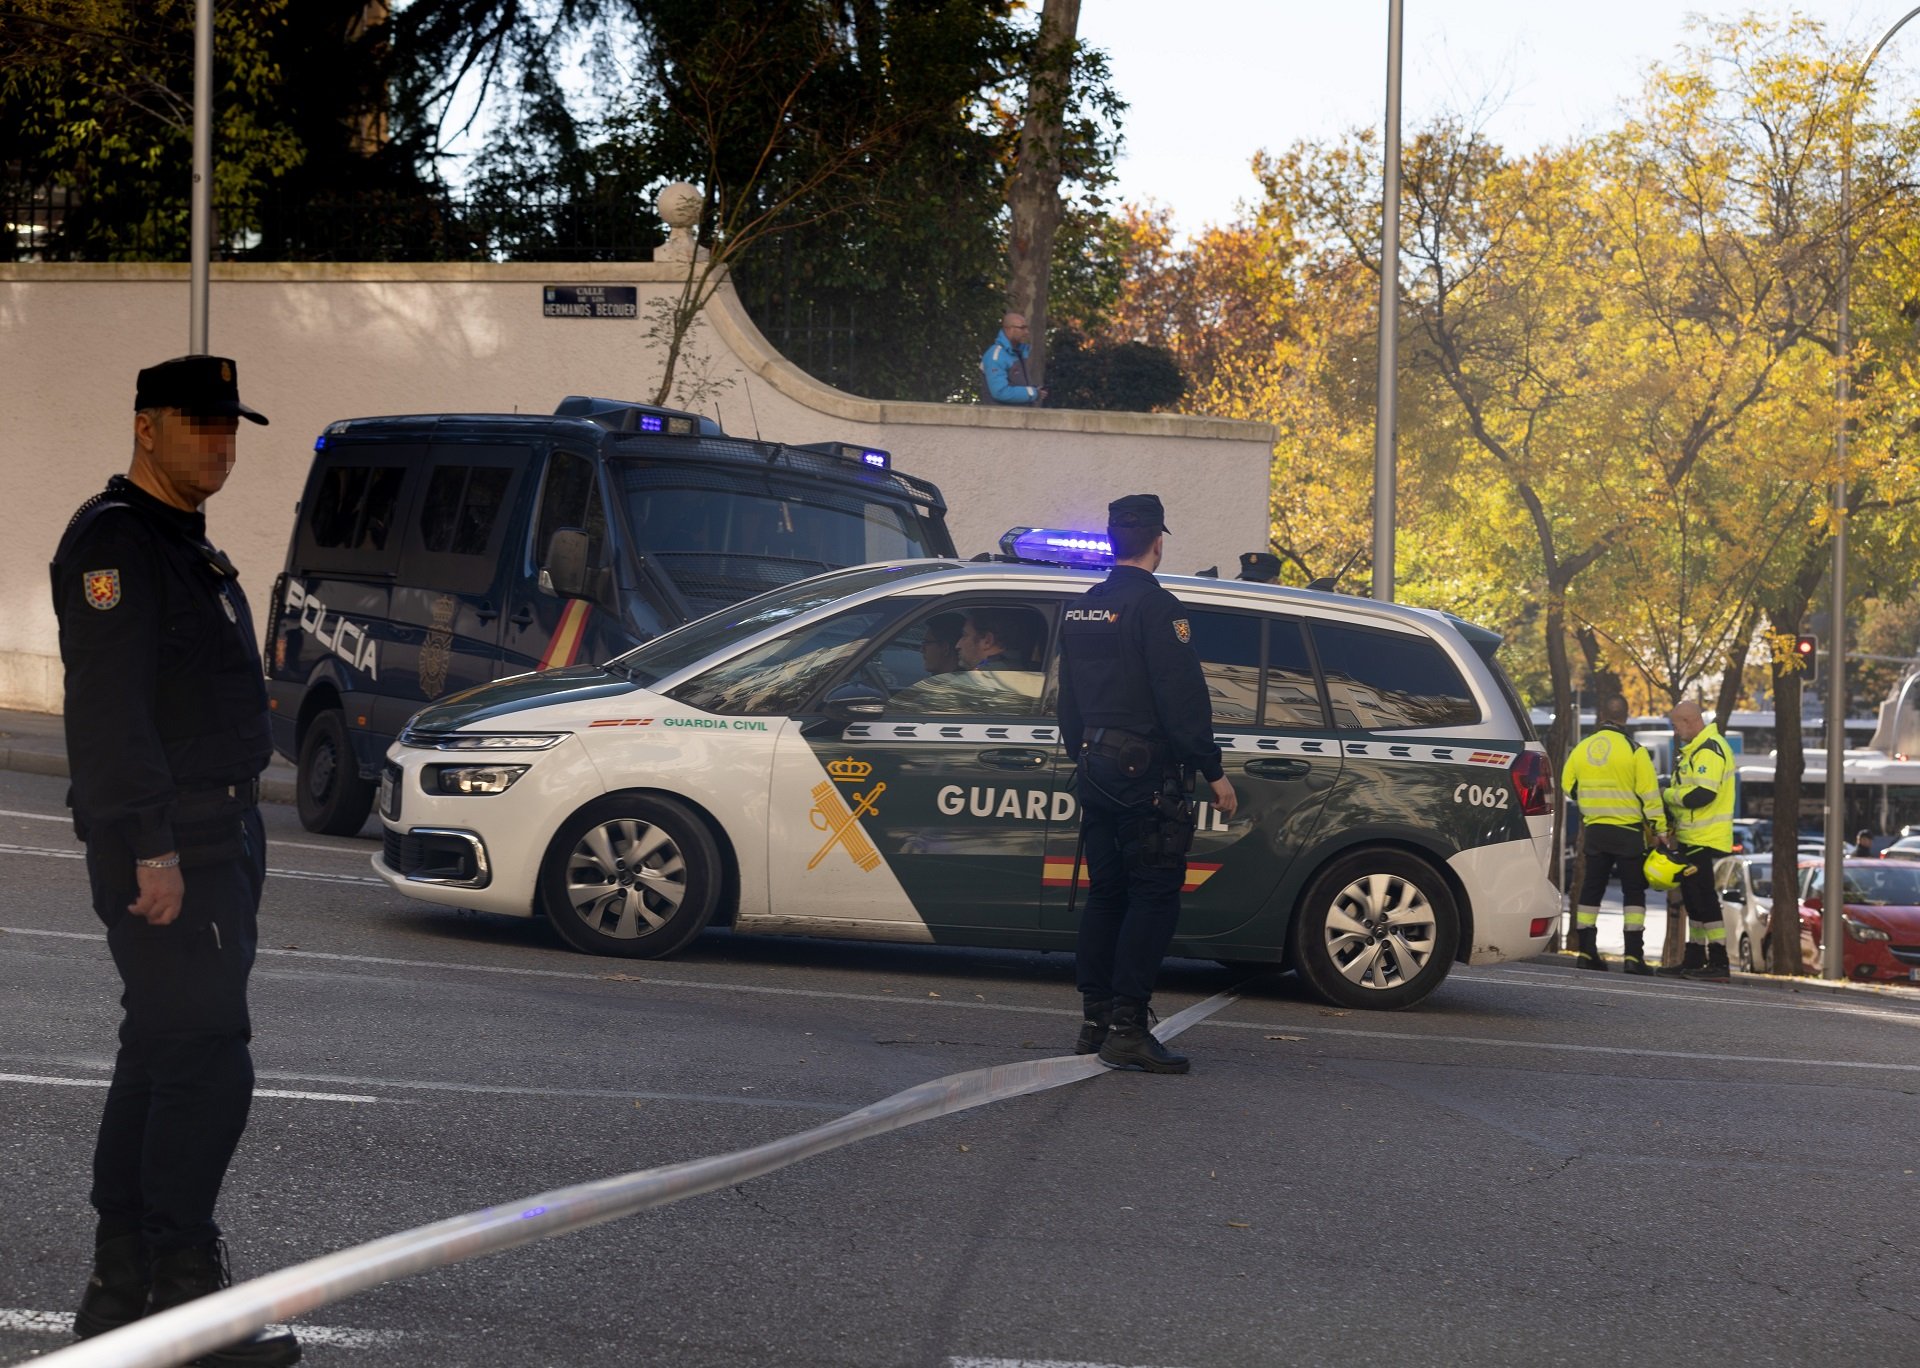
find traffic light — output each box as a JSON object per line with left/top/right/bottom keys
{"left": 1794, "top": 634, "right": 1819, "bottom": 686}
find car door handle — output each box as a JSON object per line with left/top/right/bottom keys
{"left": 978, "top": 747, "right": 1049, "bottom": 771}
{"left": 510, "top": 607, "right": 535, "bottom": 628}
{"left": 474, "top": 601, "right": 500, "bottom": 624}
{"left": 1246, "top": 758, "right": 1310, "bottom": 780}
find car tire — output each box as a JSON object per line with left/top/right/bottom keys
{"left": 296, "top": 708, "right": 375, "bottom": 836}
{"left": 539, "top": 793, "right": 721, "bottom": 959}
{"left": 1739, "top": 932, "right": 1754, "bottom": 972}
{"left": 1288, "top": 848, "right": 1460, "bottom": 1011}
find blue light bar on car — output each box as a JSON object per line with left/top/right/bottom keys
{"left": 639, "top": 414, "right": 664, "bottom": 432}
{"left": 1002, "top": 527, "right": 1114, "bottom": 568}
{"left": 313, "top": 435, "right": 326, "bottom": 451}
{"left": 861, "top": 450, "right": 890, "bottom": 469}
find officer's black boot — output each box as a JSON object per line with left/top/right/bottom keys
{"left": 1575, "top": 926, "right": 1609, "bottom": 971}
{"left": 1074, "top": 996, "right": 1113, "bottom": 1055}
{"left": 1658, "top": 942, "right": 1705, "bottom": 978}
{"left": 1683, "top": 941, "right": 1731, "bottom": 983}
{"left": 1622, "top": 929, "right": 1653, "bottom": 975}
{"left": 1098, "top": 999, "right": 1189, "bottom": 1074}
{"left": 73, "top": 1222, "right": 148, "bottom": 1339}
{"left": 146, "top": 1243, "right": 301, "bottom": 1367}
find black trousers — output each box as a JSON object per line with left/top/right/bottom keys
{"left": 1074, "top": 754, "right": 1186, "bottom": 1005}
{"left": 1675, "top": 843, "right": 1725, "bottom": 927}
{"left": 1577, "top": 824, "right": 1648, "bottom": 907}
{"left": 84, "top": 806, "right": 265, "bottom": 1253}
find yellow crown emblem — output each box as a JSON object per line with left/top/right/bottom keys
{"left": 827, "top": 756, "right": 873, "bottom": 782}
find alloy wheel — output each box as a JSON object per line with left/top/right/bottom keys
{"left": 1323, "top": 873, "right": 1437, "bottom": 991}
{"left": 563, "top": 818, "right": 687, "bottom": 940}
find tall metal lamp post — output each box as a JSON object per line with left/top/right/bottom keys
{"left": 1372, "top": 0, "right": 1404, "bottom": 603}
{"left": 189, "top": 0, "right": 213, "bottom": 353}
{"left": 1824, "top": 7, "right": 1920, "bottom": 979}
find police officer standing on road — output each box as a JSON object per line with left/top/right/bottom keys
{"left": 1658, "top": 699, "right": 1736, "bottom": 983}
{"left": 1058, "top": 495, "right": 1238, "bottom": 1073}
{"left": 54, "top": 357, "right": 299, "bottom": 1365}
{"left": 1560, "top": 695, "right": 1663, "bottom": 974}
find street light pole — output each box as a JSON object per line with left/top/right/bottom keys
{"left": 1372, "top": 0, "right": 1404, "bottom": 602}
{"left": 1825, "top": 6, "right": 1920, "bottom": 980}
{"left": 188, "top": 0, "right": 213, "bottom": 353}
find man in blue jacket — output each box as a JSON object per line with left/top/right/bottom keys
{"left": 981, "top": 312, "right": 1047, "bottom": 405}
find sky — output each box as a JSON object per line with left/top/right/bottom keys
{"left": 1080, "top": 0, "right": 1886, "bottom": 235}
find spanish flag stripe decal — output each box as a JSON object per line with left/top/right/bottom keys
{"left": 538, "top": 600, "right": 592, "bottom": 671}
{"left": 1041, "top": 859, "right": 1222, "bottom": 895}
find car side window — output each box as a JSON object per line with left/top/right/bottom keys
{"left": 1310, "top": 622, "right": 1481, "bottom": 730}
{"left": 309, "top": 465, "right": 406, "bottom": 553}
{"left": 1263, "top": 617, "right": 1326, "bottom": 729}
{"left": 862, "top": 601, "right": 1051, "bottom": 717}
{"left": 668, "top": 607, "right": 896, "bottom": 716}
{"left": 1184, "top": 609, "right": 1262, "bottom": 726}
{"left": 421, "top": 465, "right": 513, "bottom": 556}
{"left": 533, "top": 450, "right": 607, "bottom": 570}
{"left": 400, "top": 446, "right": 528, "bottom": 595}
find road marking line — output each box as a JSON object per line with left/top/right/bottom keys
{"left": 0, "top": 843, "right": 384, "bottom": 885}
{"left": 1211, "top": 1018, "right": 1920, "bottom": 1075}
{"left": 1452, "top": 966, "right": 1920, "bottom": 1026}
{"left": 949, "top": 1360, "right": 1188, "bottom": 1368}
{"left": 0, "top": 1309, "right": 400, "bottom": 1348}
{"left": 0, "top": 808, "right": 371, "bottom": 859}
{"left": 0, "top": 1074, "right": 378, "bottom": 1103}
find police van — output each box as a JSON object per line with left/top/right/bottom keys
{"left": 266, "top": 398, "right": 954, "bottom": 834}
{"left": 370, "top": 540, "right": 1558, "bottom": 1010}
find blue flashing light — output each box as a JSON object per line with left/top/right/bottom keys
{"left": 639, "top": 414, "right": 665, "bottom": 432}
{"left": 313, "top": 435, "right": 327, "bottom": 451}
{"left": 1007, "top": 527, "right": 1113, "bottom": 568}
{"left": 861, "top": 449, "right": 890, "bottom": 469}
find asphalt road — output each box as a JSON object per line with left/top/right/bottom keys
{"left": 2, "top": 765, "right": 1917, "bottom": 1368}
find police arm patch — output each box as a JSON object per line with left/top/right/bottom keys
{"left": 82, "top": 569, "right": 121, "bottom": 610}
{"left": 1172, "top": 617, "right": 1191, "bottom": 644}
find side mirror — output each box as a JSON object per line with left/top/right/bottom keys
{"left": 543, "top": 528, "right": 590, "bottom": 599}
{"left": 1722, "top": 889, "right": 1745, "bottom": 904}
{"left": 821, "top": 680, "right": 886, "bottom": 722}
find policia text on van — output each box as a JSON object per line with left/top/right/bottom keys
{"left": 265, "top": 397, "right": 955, "bottom": 834}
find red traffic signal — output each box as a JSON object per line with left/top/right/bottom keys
{"left": 1795, "top": 634, "right": 1819, "bottom": 685}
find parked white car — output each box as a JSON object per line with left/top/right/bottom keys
{"left": 1713, "top": 854, "right": 1777, "bottom": 971}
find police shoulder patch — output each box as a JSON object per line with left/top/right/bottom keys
{"left": 1172, "top": 618, "right": 1191, "bottom": 644}
{"left": 82, "top": 569, "right": 121, "bottom": 611}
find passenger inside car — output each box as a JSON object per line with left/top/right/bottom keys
{"left": 878, "top": 604, "right": 1048, "bottom": 714}
{"left": 920, "top": 612, "right": 965, "bottom": 677}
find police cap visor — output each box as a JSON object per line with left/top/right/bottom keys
{"left": 135, "top": 355, "right": 269, "bottom": 426}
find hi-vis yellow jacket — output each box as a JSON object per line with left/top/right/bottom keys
{"left": 1561, "top": 725, "right": 1662, "bottom": 829}
{"left": 1666, "top": 722, "right": 1735, "bottom": 852}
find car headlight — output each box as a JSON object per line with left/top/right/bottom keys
{"left": 427, "top": 764, "right": 530, "bottom": 796}
{"left": 1843, "top": 916, "right": 1890, "bottom": 942}
{"left": 403, "top": 730, "right": 569, "bottom": 751}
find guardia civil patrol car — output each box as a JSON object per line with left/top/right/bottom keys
{"left": 372, "top": 546, "right": 1557, "bottom": 1010}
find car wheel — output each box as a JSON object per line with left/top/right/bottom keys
{"left": 539, "top": 793, "right": 721, "bottom": 959}
{"left": 296, "top": 708, "right": 375, "bottom": 836}
{"left": 1739, "top": 932, "right": 1754, "bottom": 972}
{"left": 1289, "top": 849, "right": 1460, "bottom": 1011}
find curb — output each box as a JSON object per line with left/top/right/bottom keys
{"left": 0, "top": 747, "right": 299, "bottom": 807}
{"left": 1542, "top": 949, "right": 1918, "bottom": 1000}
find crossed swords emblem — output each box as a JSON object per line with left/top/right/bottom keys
{"left": 808, "top": 780, "right": 886, "bottom": 872}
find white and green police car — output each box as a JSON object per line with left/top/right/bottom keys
{"left": 373, "top": 553, "right": 1557, "bottom": 1010}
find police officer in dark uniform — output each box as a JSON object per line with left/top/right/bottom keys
{"left": 54, "top": 356, "right": 299, "bottom": 1366}
{"left": 1058, "top": 494, "right": 1238, "bottom": 1073}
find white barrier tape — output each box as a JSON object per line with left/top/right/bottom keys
{"left": 34, "top": 989, "right": 1240, "bottom": 1368}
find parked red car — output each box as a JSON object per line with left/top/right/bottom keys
{"left": 1798, "top": 859, "right": 1920, "bottom": 983}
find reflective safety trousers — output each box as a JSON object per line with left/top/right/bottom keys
{"left": 1560, "top": 726, "right": 1661, "bottom": 828}
{"left": 1666, "top": 724, "right": 1735, "bottom": 852}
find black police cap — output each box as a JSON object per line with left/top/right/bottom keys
{"left": 1106, "top": 493, "right": 1168, "bottom": 533}
{"left": 1237, "top": 552, "right": 1281, "bottom": 583}
{"left": 134, "top": 355, "right": 268, "bottom": 425}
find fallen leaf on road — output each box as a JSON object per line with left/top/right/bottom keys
{"left": 958, "top": 1143, "right": 970, "bottom": 1152}
{"left": 1317, "top": 1009, "right": 1351, "bottom": 1017}
{"left": 1227, "top": 1220, "right": 1251, "bottom": 1229}
{"left": 1265, "top": 1034, "right": 1306, "bottom": 1041}
{"left": 928, "top": 991, "right": 941, "bottom": 998}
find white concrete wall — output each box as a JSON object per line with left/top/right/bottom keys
{"left": 0, "top": 262, "right": 1275, "bottom": 713}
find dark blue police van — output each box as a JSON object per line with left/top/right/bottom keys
{"left": 266, "top": 396, "right": 955, "bottom": 833}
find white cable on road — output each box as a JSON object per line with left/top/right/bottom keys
{"left": 30, "top": 989, "right": 1240, "bottom": 1368}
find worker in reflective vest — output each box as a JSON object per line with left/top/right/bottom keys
{"left": 1659, "top": 699, "right": 1737, "bottom": 982}
{"left": 1560, "top": 695, "right": 1663, "bottom": 973}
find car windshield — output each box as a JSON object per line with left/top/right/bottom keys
{"left": 611, "top": 464, "right": 945, "bottom": 616}
{"left": 604, "top": 563, "right": 950, "bottom": 687}
{"left": 1842, "top": 864, "right": 1920, "bottom": 906}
